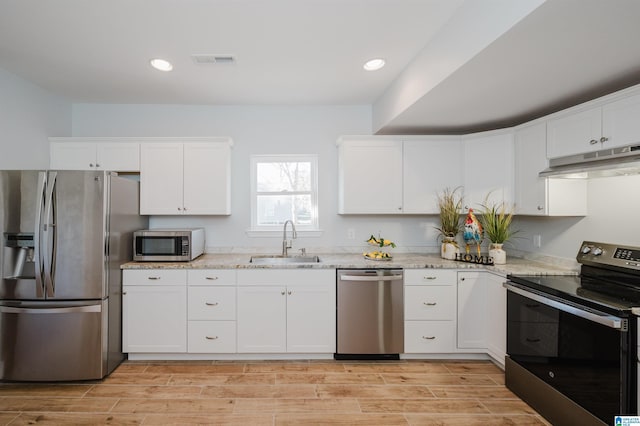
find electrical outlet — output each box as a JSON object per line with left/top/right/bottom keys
{"left": 347, "top": 228, "right": 356, "bottom": 240}
{"left": 533, "top": 234, "right": 542, "bottom": 248}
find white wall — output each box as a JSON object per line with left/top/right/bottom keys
{"left": 0, "top": 68, "right": 71, "bottom": 169}
{"left": 511, "top": 174, "right": 640, "bottom": 262}
{"left": 72, "top": 104, "right": 446, "bottom": 253}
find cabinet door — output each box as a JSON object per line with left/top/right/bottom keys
{"left": 140, "top": 143, "right": 184, "bottom": 215}
{"left": 456, "top": 272, "right": 487, "bottom": 349}
{"left": 97, "top": 143, "right": 140, "bottom": 171}
{"left": 122, "top": 285, "right": 187, "bottom": 353}
{"left": 546, "top": 107, "right": 602, "bottom": 159}
{"left": 515, "top": 123, "right": 587, "bottom": 216}
{"left": 485, "top": 273, "right": 506, "bottom": 366}
{"left": 286, "top": 284, "right": 336, "bottom": 353}
{"left": 338, "top": 139, "right": 403, "bottom": 214}
{"left": 463, "top": 132, "right": 514, "bottom": 209}
{"left": 183, "top": 143, "right": 231, "bottom": 215}
{"left": 50, "top": 142, "right": 97, "bottom": 170}
{"left": 237, "top": 286, "right": 286, "bottom": 352}
{"left": 403, "top": 138, "right": 463, "bottom": 214}
{"left": 602, "top": 92, "right": 640, "bottom": 149}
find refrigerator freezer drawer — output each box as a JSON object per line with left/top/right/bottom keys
{"left": 0, "top": 301, "right": 107, "bottom": 381}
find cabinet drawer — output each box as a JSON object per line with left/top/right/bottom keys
{"left": 188, "top": 287, "right": 236, "bottom": 320}
{"left": 237, "top": 269, "right": 334, "bottom": 286}
{"left": 123, "top": 269, "right": 187, "bottom": 286}
{"left": 188, "top": 269, "right": 236, "bottom": 286}
{"left": 404, "top": 269, "right": 456, "bottom": 285}
{"left": 404, "top": 321, "right": 455, "bottom": 353}
{"left": 404, "top": 286, "right": 455, "bottom": 320}
{"left": 187, "top": 321, "right": 236, "bottom": 353}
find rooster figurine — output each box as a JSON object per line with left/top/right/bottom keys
{"left": 463, "top": 208, "right": 483, "bottom": 256}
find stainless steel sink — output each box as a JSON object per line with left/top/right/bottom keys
{"left": 249, "top": 255, "right": 321, "bottom": 264}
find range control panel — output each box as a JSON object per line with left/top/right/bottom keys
{"left": 578, "top": 241, "right": 640, "bottom": 272}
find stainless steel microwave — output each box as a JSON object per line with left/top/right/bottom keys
{"left": 133, "top": 228, "right": 205, "bottom": 261}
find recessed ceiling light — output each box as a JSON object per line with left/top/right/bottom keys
{"left": 363, "top": 58, "right": 385, "bottom": 71}
{"left": 150, "top": 58, "right": 173, "bottom": 72}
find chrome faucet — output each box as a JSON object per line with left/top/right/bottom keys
{"left": 282, "top": 220, "right": 297, "bottom": 256}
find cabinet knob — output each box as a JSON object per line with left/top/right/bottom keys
{"left": 281, "top": 291, "right": 285, "bottom": 295}
{"left": 600, "top": 136, "right": 609, "bottom": 143}
{"left": 460, "top": 277, "right": 465, "bottom": 281}
{"left": 177, "top": 207, "right": 182, "bottom": 211}
{"left": 183, "top": 207, "right": 187, "bottom": 211}
{"left": 205, "top": 302, "right": 219, "bottom": 306}
{"left": 122, "top": 291, "right": 127, "bottom": 295}
{"left": 89, "top": 163, "right": 95, "bottom": 167}
{"left": 423, "top": 302, "right": 437, "bottom": 306}
{"left": 205, "top": 336, "right": 219, "bottom": 340}
{"left": 288, "top": 290, "right": 292, "bottom": 295}
{"left": 537, "top": 206, "right": 544, "bottom": 211}
{"left": 422, "top": 336, "right": 436, "bottom": 340}
{"left": 95, "top": 163, "right": 100, "bottom": 168}
{"left": 589, "top": 139, "right": 598, "bottom": 145}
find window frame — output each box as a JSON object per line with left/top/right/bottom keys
{"left": 248, "top": 154, "right": 320, "bottom": 235}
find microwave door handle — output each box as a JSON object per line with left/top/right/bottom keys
{"left": 33, "top": 172, "right": 47, "bottom": 298}
{"left": 42, "top": 171, "right": 57, "bottom": 298}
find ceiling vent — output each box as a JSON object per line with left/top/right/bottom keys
{"left": 191, "top": 54, "right": 236, "bottom": 65}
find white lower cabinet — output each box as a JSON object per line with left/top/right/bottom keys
{"left": 122, "top": 269, "right": 188, "bottom": 353}
{"left": 485, "top": 272, "right": 507, "bottom": 366}
{"left": 457, "top": 271, "right": 487, "bottom": 349}
{"left": 237, "top": 269, "right": 336, "bottom": 353}
{"left": 187, "top": 269, "right": 237, "bottom": 353}
{"left": 404, "top": 269, "right": 456, "bottom": 353}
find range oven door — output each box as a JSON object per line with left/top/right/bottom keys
{"left": 506, "top": 284, "right": 636, "bottom": 424}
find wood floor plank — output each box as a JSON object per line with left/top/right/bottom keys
{"left": 233, "top": 398, "right": 360, "bottom": 414}
{"left": 0, "top": 384, "right": 92, "bottom": 397}
{"left": 143, "top": 413, "right": 274, "bottom": 425}
{"left": 111, "top": 398, "right": 235, "bottom": 414}
{"left": 244, "top": 362, "right": 346, "bottom": 373}
{"left": 428, "top": 385, "right": 518, "bottom": 399}
{"left": 87, "top": 385, "right": 203, "bottom": 398}
{"left": 381, "top": 373, "right": 497, "bottom": 386}
{"left": 275, "top": 372, "right": 384, "bottom": 385}
{"left": 0, "top": 397, "right": 118, "bottom": 413}
{"left": 443, "top": 362, "right": 503, "bottom": 375}
{"left": 201, "top": 384, "right": 317, "bottom": 399}
{"left": 144, "top": 364, "right": 245, "bottom": 375}
{"left": 343, "top": 363, "right": 449, "bottom": 374}
{"left": 480, "top": 399, "right": 538, "bottom": 415}
{"left": 405, "top": 414, "right": 548, "bottom": 425}
{"left": 317, "top": 384, "right": 434, "bottom": 399}
{"left": 101, "top": 373, "right": 172, "bottom": 385}
{"left": 168, "top": 373, "right": 276, "bottom": 386}
{"left": 358, "top": 398, "right": 489, "bottom": 414}
{"left": 8, "top": 412, "right": 145, "bottom": 425}
{"left": 276, "top": 413, "right": 409, "bottom": 425}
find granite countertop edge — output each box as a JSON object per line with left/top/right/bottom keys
{"left": 121, "top": 253, "right": 578, "bottom": 276}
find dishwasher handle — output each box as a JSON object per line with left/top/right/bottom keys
{"left": 340, "top": 274, "right": 403, "bottom": 282}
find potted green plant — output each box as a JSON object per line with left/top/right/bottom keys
{"left": 435, "top": 187, "right": 463, "bottom": 260}
{"left": 478, "top": 196, "right": 517, "bottom": 264}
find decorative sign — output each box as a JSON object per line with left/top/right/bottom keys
{"left": 454, "top": 253, "right": 495, "bottom": 266}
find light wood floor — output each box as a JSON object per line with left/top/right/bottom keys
{"left": 0, "top": 360, "right": 551, "bottom": 425}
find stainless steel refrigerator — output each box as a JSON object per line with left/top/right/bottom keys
{"left": 0, "top": 170, "right": 147, "bottom": 381}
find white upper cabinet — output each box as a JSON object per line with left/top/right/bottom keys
{"left": 337, "top": 136, "right": 462, "bottom": 214}
{"left": 50, "top": 138, "right": 140, "bottom": 171}
{"left": 402, "top": 137, "right": 463, "bottom": 214}
{"left": 515, "top": 123, "right": 587, "bottom": 216}
{"left": 547, "top": 91, "right": 640, "bottom": 159}
{"left": 337, "top": 138, "right": 403, "bottom": 214}
{"left": 462, "top": 130, "right": 514, "bottom": 210}
{"left": 140, "top": 139, "right": 232, "bottom": 215}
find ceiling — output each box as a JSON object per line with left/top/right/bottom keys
{"left": 1, "top": 0, "right": 640, "bottom": 134}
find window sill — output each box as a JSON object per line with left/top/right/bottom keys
{"left": 245, "top": 229, "right": 323, "bottom": 238}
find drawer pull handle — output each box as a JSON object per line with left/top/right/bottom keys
{"left": 526, "top": 338, "right": 541, "bottom": 343}
{"left": 205, "top": 302, "right": 219, "bottom": 306}
{"left": 422, "top": 336, "right": 436, "bottom": 340}
{"left": 206, "top": 276, "right": 219, "bottom": 280}
{"left": 147, "top": 276, "right": 161, "bottom": 280}
{"left": 423, "top": 302, "right": 437, "bottom": 306}
{"left": 424, "top": 276, "right": 436, "bottom": 280}
{"left": 205, "top": 336, "right": 219, "bottom": 340}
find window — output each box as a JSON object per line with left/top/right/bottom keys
{"left": 250, "top": 155, "right": 319, "bottom": 232}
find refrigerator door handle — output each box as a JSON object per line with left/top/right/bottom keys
{"left": 43, "top": 171, "right": 57, "bottom": 298}
{"left": 33, "top": 171, "right": 47, "bottom": 298}
{"left": 0, "top": 304, "right": 102, "bottom": 314}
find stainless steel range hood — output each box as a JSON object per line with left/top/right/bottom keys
{"left": 539, "top": 144, "right": 640, "bottom": 178}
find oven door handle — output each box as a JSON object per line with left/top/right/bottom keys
{"left": 504, "top": 282, "right": 623, "bottom": 329}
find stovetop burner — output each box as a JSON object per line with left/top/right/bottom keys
{"left": 508, "top": 241, "right": 640, "bottom": 316}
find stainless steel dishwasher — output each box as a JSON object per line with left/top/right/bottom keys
{"left": 335, "top": 269, "right": 404, "bottom": 360}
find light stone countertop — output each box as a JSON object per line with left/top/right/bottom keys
{"left": 121, "top": 253, "right": 577, "bottom": 276}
